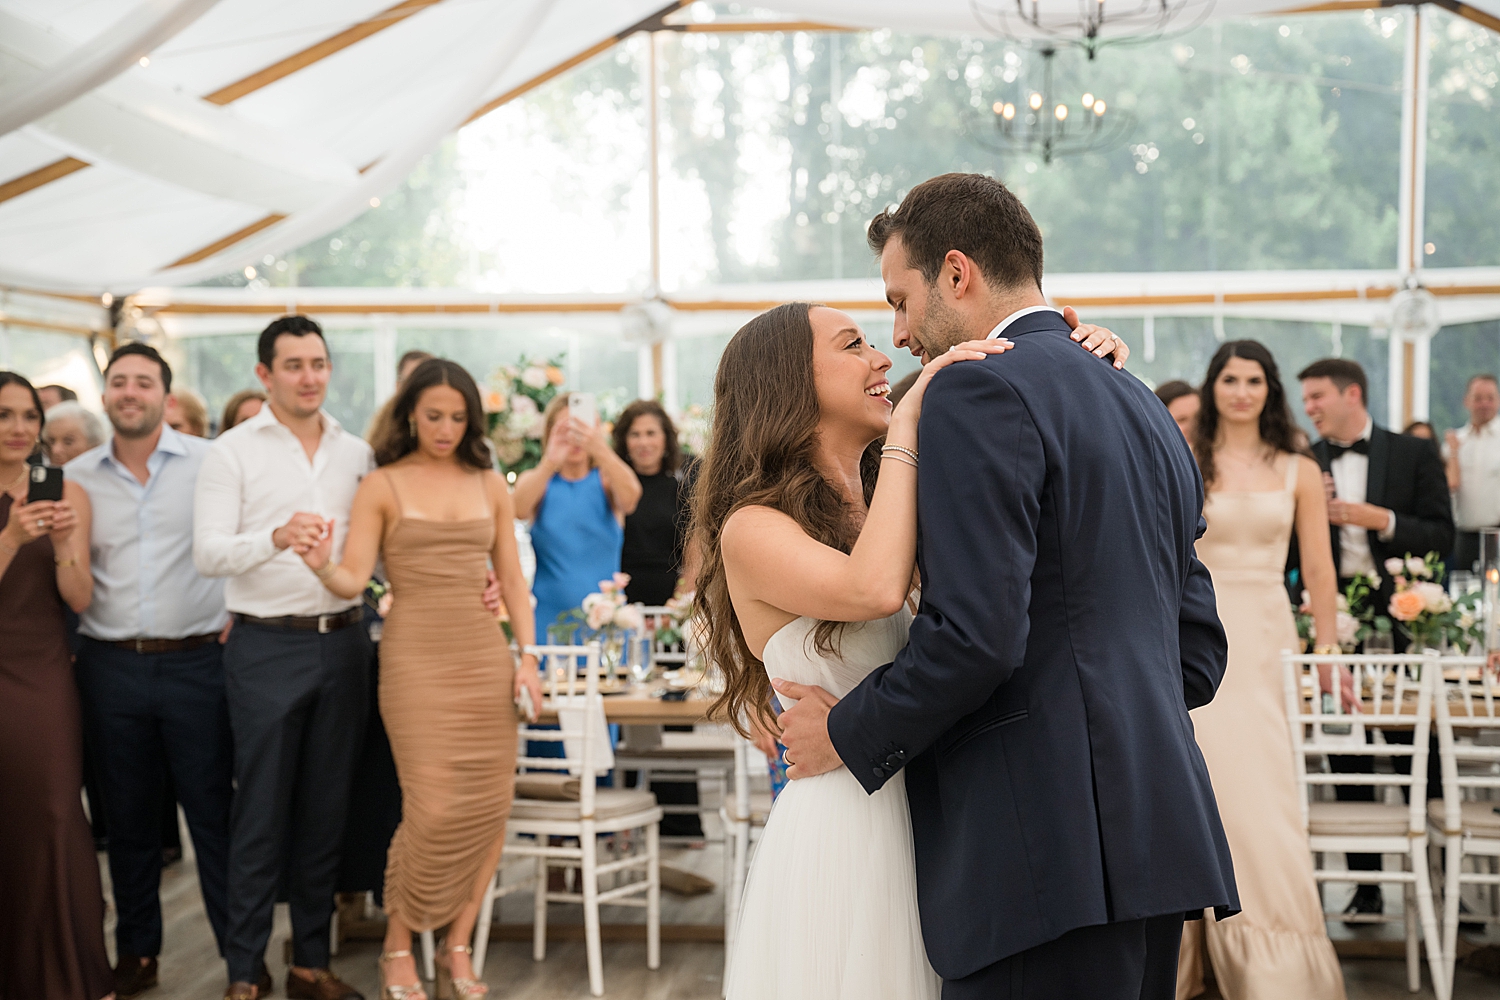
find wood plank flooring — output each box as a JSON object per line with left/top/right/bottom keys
{"left": 103, "top": 822, "right": 1500, "bottom": 999}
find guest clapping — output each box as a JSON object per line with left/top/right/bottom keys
{"left": 68, "top": 344, "right": 234, "bottom": 999}
{"left": 43, "top": 400, "right": 106, "bottom": 465}
{"left": 0, "top": 372, "right": 109, "bottom": 1000}
{"left": 300, "top": 358, "right": 542, "bottom": 1000}
{"left": 193, "top": 316, "right": 374, "bottom": 1000}
{"left": 514, "top": 396, "right": 641, "bottom": 635}
{"left": 614, "top": 400, "right": 697, "bottom": 605}
{"left": 219, "top": 389, "right": 265, "bottom": 434}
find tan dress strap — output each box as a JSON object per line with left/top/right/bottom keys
{"left": 1284, "top": 453, "right": 1300, "bottom": 493}
{"left": 380, "top": 467, "right": 408, "bottom": 519}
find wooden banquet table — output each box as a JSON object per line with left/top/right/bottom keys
{"left": 536, "top": 691, "right": 714, "bottom": 726}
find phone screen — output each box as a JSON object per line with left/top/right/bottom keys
{"left": 27, "top": 465, "right": 64, "bottom": 503}
{"left": 568, "top": 392, "right": 597, "bottom": 427}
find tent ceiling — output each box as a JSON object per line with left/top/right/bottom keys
{"left": 0, "top": 0, "right": 1496, "bottom": 295}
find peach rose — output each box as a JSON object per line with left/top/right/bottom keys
{"left": 1389, "top": 589, "right": 1427, "bottom": 622}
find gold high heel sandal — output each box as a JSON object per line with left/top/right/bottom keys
{"left": 379, "top": 949, "right": 429, "bottom": 1000}
{"left": 434, "top": 944, "right": 488, "bottom": 1000}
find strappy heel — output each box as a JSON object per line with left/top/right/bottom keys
{"left": 434, "top": 944, "right": 488, "bottom": 1000}
{"left": 379, "top": 949, "right": 428, "bottom": 1000}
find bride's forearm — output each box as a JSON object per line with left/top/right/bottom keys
{"left": 841, "top": 423, "right": 921, "bottom": 616}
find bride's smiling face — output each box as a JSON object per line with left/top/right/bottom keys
{"left": 809, "top": 306, "right": 894, "bottom": 444}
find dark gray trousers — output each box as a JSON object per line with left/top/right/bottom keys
{"left": 222, "top": 620, "right": 370, "bottom": 983}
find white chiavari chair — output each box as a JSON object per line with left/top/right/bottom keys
{"left": 465, "top": 643, "right": 662, "bottom": 998}
{"left": 1430, "top": 654, "right": 1500, "bottom": 992}
{"left": 616, "top": 606, "right": 739, "bottom": 855}
{"left": 1282, "top": 651, "right": 1448, "bottom": 1000}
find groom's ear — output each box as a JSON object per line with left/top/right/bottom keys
{"left": 944, "top": 250, "right": 984, "bottom": 301}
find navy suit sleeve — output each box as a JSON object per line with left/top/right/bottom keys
{"left": 827, "top": 362, "right": 1043, "bottom": 795}
{"left": 1180, "top": 516, "right": 1228, "bottom": 711}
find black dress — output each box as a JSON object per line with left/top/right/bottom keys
{"left": 0, "top": 495, "right": 112, "bottom": 1000}
{"left": 621, "top": 470, "right": 688, "bottom": 605}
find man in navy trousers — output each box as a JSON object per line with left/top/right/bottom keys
{"left": 776, "top": 173, "right": 1238, "bottom": 999}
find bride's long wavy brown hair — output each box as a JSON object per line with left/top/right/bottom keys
{"left": 691, "top": 302, "right": 881, "bottom": 737}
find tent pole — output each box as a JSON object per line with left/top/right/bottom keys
{"left": 647, "top": 30, "right": 666, "bottom": 401}
{"left": 1393, "top": 4, "right": 1430, "bottom": 428}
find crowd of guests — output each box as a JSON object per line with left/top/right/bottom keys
{"left": 0, "top": 319, "right": 699, "bottom": 1000}
{"left": 1152, "top": 348, "right": 1489, "bottom": 1000}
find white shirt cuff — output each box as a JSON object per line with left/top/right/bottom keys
{"left": 1378, "top": 509, "right": 1396, "bottom": 542}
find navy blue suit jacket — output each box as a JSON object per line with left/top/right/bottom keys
{"left": 826, "top": 310, "right": 1238, "bottom": 979}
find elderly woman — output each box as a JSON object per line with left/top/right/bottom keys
{"left": 165, "top": 387, "right": 208, "bottom": 437}
{"left": 42, "top": 401, "right": 106, "bottom": 465}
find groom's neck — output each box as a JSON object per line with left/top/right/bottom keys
{"left": 973, "top": 285, "right": 1051, "bottom": 338}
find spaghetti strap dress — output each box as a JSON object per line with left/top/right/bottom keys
{"left": 376, "top": 471, "right": 518, "bottom": 930}
{"left": 0, "top": 493, "right": 112, "bottom": 1000}
{"left": 1177, "top": 455, "right": 1345, "bottom": 1000}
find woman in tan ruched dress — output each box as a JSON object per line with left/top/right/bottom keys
{"left": 1177, "top": 341, "right": 1345, "bottom": 1000}
{"left": 302, "top": 360, "right": 542, "bottom": 1000}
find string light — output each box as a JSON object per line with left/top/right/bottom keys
{"left": 1055, "top": 104, "right": 1068, "bottom": 121}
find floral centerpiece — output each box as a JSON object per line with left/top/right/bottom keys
{"left": 652, "top": 590, "right": 696, "bottom": 649}
{"left": 554, "top": 574, "right": 646, "bottom": 674}
{"left": 1383, "top": 552, "right": 1481, "bottom": 652}
{"left": 485, "top": 355, "right": 566, "bottom": 477}
{"left": 676, "top": 403, "right": 709, "bottom": 456}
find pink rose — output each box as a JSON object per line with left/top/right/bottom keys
{"left": 1417, "top": 581, "right": 1451, "bottom": 614}
{"left": 1390, "top": 589, "right": 1426, "bottom": 622}
{"left": 1385, "top": 557, "right": 1405, "bottom": 576}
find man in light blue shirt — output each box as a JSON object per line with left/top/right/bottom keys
{"left": 68, "top": 343, "right": 240, "bottom": 1000}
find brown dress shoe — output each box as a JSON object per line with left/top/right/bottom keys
{"left": 286, "top": 968, "right": 365, "bottom": 1000}
{"left": 225, "top": 982, "right": 258, "bottom": 1000}
{"left": 113, "top": 955, "right": 159, "bottom": 999}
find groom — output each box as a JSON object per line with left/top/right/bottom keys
{"left": 775, "top": 173, "right": 1237, "bottom": 999}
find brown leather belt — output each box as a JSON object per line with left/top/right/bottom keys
{"left": 232, "top": 607, "right": 363, "bottom": 634}
{"left": 107, "top": 632, "right": 221, "bottom": 655}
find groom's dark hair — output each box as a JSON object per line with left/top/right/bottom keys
{"left": 866, "top": 173, "right": 1044, "bottom": 291}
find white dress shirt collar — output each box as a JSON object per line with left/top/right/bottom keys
{"left": 985, "top": 305, "right": 1063, "bottom": 341}
{"left": 1327, "top": 416, "right": 1374, "bottom": 450}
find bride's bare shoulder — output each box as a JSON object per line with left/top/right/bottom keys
{"left": 722, "top": 504, "right": 800, "bottom": 551}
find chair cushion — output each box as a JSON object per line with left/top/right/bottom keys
{"left": 1308, "top": 801, "right": 1411, "bottom": 837}
{"left": 1427, "top": 799, "right": 1500, "bottom": 837}
{"left": 514, "top": 772, "right": 579, "bottom": 801}
{"left": 510, "top": 788, "right": 658, "bottom": 822}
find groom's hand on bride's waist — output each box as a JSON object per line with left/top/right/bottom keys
{"left": 771, "top": 678, "right": 842, "bottom": 779}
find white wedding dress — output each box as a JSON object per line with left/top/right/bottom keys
{"left": 725, "top": 609, "right": 940, "bottom": 1000}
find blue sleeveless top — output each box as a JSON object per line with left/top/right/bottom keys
{"left": 529, "top": 468, "right": 624, "bottom": 639}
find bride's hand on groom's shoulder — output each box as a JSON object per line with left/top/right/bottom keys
{"left": 892, "top": 338, "right": 1014, "bottom": 432}
{"left": 770, "top": 678, "right": 844, "bottom": 780}
{"left": 1063, "top": 306, "right": 1130, "bottom": 369}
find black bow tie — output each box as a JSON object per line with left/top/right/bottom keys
{"left": 1327, "top": 439, "right": 1369, "bottom": 459}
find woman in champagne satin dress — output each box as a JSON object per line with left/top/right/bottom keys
{"left": 1177, "top": 342, "right": 1346, "bottom": 1000}
{"left": 304, "top": 360, "right": 543, "bottom": 1000}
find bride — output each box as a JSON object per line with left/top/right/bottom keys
{"left": 690, "top": 301, "right": 1123, "bottom": 999}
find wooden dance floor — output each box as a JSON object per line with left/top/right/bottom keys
{"left": 105, "top": 826, "right": 1498, "bottom": 999}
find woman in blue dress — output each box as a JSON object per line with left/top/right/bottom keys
{"left": 514, "top": 396, "right": 642, "bottom": 636}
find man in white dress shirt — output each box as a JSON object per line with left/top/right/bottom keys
{"left": 1299, "top": 357, "right": 1454, "bottom": 921}
{"left": 1444, "top": 373, "right": 1500, "bottom": 571}
{"left": 69, "top": 343, "right": 234, "bottom": 1000}
{"left": 195, "top": 317, "right": 372, "bottom": 1000}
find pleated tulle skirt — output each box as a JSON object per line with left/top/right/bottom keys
{"left": 725, "top": 766, "right": 940, "bottom": 1000}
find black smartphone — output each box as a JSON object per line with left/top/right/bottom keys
{"left": 27, "top": 465, "right": 64, "bottom": 503}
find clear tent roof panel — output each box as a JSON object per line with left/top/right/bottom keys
{"left": 5, "top": 0, "right": 1496, "bottom": 293}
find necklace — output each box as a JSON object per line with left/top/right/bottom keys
{"left": 2, "top": 465, "right": 26, "bottom": 495}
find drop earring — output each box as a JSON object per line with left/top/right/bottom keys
{"left": 408, "top": 416, "right": 417, "bottom": 437}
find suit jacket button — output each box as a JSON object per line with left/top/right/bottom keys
{"left": 872, "top": 766, "right": 887, "bottom": 780}
{"left": 885, "top": 753, "right": 903, "bottom": 769}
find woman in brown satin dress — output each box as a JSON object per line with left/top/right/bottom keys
{"left": 300, "top": 360, "right": 542, "bottom": 1000}
{"left": 1176, "top": 342, "right": 1346, "bottom": 1000}
{"left": 0, "top": 372, "right": 108, "bottom": 1000}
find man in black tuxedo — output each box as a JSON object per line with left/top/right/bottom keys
{"left": 1298, "top": 357, "right": 1454, "bottom": 919}
{"left": 774, "top": 173, "right": 1237, "bottom": 1000}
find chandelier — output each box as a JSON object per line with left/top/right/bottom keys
{"left": 967, "top": 47, "right": 1135, "bottom": 163}
{"left": 968, "top": 0, "right": 1216, "bottom": 59}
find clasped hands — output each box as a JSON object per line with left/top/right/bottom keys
{"left": 275, "top": 511, "right": 502, "bottom": 613}
{"left": 1321, "top": 472, "right": 1390, "bottom": 531}
{"left": 770, "top": 678, "right": 845, "bottom": 780}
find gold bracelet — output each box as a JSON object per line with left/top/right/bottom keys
{"left": 881, "top": 453, "right": 918, "bottom": 470}
{"left": 54, "top": 556, "right": 76, "bottom": 568}
{"left": 1313, "top": 643, "right": 1340, "bottom": 656}
{"left": 315, "top": 562, "right": 338, "bottom": 581}
{"left": 881, "top": 444, "right": 919, "bottom": 463}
